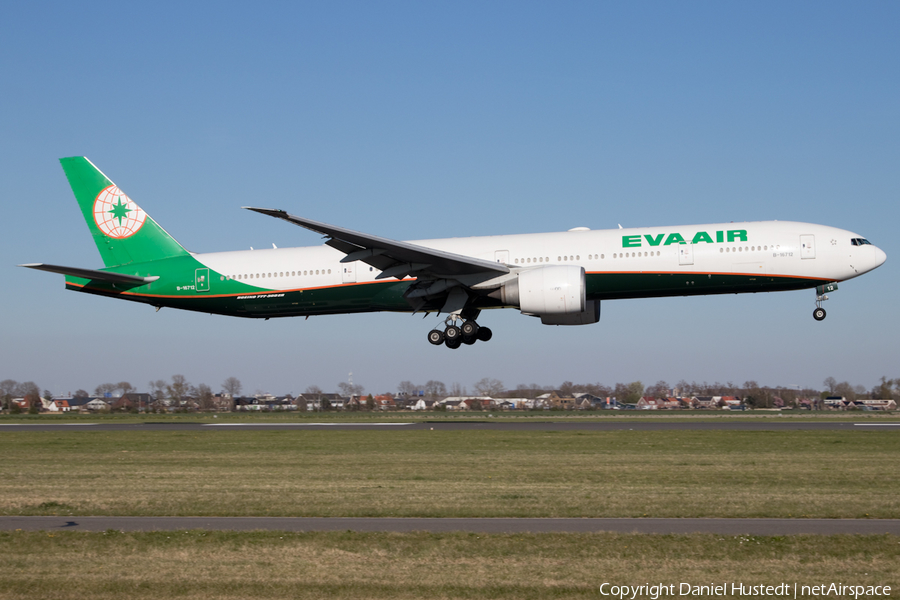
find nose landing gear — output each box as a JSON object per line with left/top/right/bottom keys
{"left": 427, "top": 316, "right": 492, "bottom": 349}
{"left": 812, "top": 282, "right": 837, "bottom": 321}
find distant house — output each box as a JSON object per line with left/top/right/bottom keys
{"left": 437, "top": 397, "right": 491, "bottom": 411}
{"left": 824, "top": 396, "right": 849, "bottom": 409}
{"left": 85, "top": 398, "right": 109, "bottom": 411}
{"left": 459, "top": 398, "right": 486, "bottom": 411}
{"left": 637, "top": 397, "right": 661, "bottom": 410}
{"left": 411, "top": 399, "right": 435, "bottom": 411}
{"left": 638, "top": 396, "right": 683, "bottom": 410}
{"left": 693, "top": 396, "right": 721, "bottom": 409}
{"left": 853, "top": 399, "right": 897, "bottom": 411}
{"left": 720, "top": 396, "right": 742, "bottom": 409}
{"left": 374, "top": 394, "right": 396, "bottom": 410}
{"left": 47, "top": 399, "right": 71, "bottom": 412}
{"left": 540, "top": 392, "right": 577, "bottom": 410}
{"left": 67, "top": 397, "right": 93, "bottom": 411}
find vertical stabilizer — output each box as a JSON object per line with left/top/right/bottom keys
{"left": 60, "top": 157, "right": 190, "bottom": 267}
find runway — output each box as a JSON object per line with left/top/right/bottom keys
{"left": 2, "top": 516, "right": 898, "bottom": 535}
{"left": 1, "top": 420, "right": 897, "bottom": 432}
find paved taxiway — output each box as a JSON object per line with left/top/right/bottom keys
{"left": 2, "top": 516, "right": 898, "bottom": 535}
{"left": 1, "top": 421, "right": 897, "bottom": 432}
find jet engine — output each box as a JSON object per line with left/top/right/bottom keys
{"left": 488, "top": 265, "right": 600, "bottom": 325}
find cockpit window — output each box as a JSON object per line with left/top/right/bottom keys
{"left": 851, "top": 238, "right": 872, "bottom": 246}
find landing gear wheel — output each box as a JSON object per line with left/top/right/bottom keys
{"left": 427, "top": 329, "right": 445, "bottom": 345}
{"left": 813, "top": 307, "right": 826, "bottom": 321}
{"left": 462, "top": 335, "right": 477, "bottom": 345}
{"left": 445, "top": 336, "right": 461, "bottom": 349}
{"left": 476, "top": 327, "right": 493, "bottom": 342}
{"left": 444, "top": 325, "right": 461, "bottom": 341}
{"left": 461, "top": 320, "right": 479, "bottom": 338}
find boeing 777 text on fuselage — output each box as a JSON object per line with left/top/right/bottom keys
{"left": 22, "top": 157, "right": 887, "bottom": 348}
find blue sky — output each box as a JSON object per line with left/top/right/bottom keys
{"left": 1, "top": 2, "right": 897, "bottom": 397}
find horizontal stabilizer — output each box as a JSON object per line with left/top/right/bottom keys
{"left": 19, "top": 263, "right": 159, "bottom": 285}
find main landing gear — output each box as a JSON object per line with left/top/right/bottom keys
{"left": 428, "top": 316, "right": 492, "bottom": 349}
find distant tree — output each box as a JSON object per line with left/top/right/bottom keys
{"left": 397, "top": 381, "right": 419, "bottom": 397}
{"left": 167, "top": 375, "right": 194, "bottom": 408}
{"left": 474, "top": 378, "right": 504, "bottom": 397}
{"left": 615, "top": 381, "right": 644, "bottom": 404}
{"left": 148, "top": 380, "right": 167, "bottom": 411}
{"left": 449, "top": 382, "right": 465, "bottom": 397}
{"left": 0, "top": 379, "right": 17, "bottom": 410}
{"left": 338, "top": 381, "right": 363, "bottom": 397}
{"left": 94, "top": 383, "right": 117, "bottom": 398}
{"left": 17, "top": 382, "right": 41, "bottom": 412}
{"left": 874, "top": 377, "right": 893, "bottom": 399}
{"left": 823, "top": 377, "right": 838, "bottom": 395}
{"left": 116, "top": 382, "right": 134, "bottom": 397}
{"left": 645, "top": 380, "right": 669, "bottom": 398}
{"left": 365, "top": 394, "right": 376, "bottom": 411}
{"left": 304, "top": 385, "right": 323, "bottom": 401}
{"left": 42, "top": 389, "right": 53, "bottom": 401}
{"left": 674, "top": 380, "right": 693, "bottom": 396}
{"left": 424, "top": 380, "right": 446, "bottom": 399}
{"left": 833, "top": 381, "right": 857, "bottom": 401}
{"left": 558, "top": 381, "right": 575, "bottom": 396}
{"left": 73, "top": 389, "right": 90, "bottom": 400}
{"left": 196, "top": 384, "right": 215, "bottom": 411}
{"left": 222, "top": 377, "right": 242, "bottom": 398}
{"left": 320, "top": 398, "right": 332, "bottom": 411}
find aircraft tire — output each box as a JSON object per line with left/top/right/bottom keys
{"left": 445, "top": 325, "right": 461, "bottom": 341}
{"left": 428, "top": 329, "right": 445, "bottom": 345}
{"left": 461, "top": 320, "right": 479, "bottom": 338}
{"left": 445, "top": 336, "right": 462, "bottom": 349}
{"left": 462, "top": 335, "right": 477, "bottom": 345}
{"left": 477, "top": 327, "right": 493, "bottom": 342}
{"left": 813, "top": 308, "right": 826, "bottom": 321}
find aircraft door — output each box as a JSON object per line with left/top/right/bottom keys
{"left": 342, "top": 262, "right": 357, "bottom": 283}
{"left": 195, "top": 268, "right": 210, "bottom": 292}
{"left": 800, "top": 235, "right": 816, "bottom": 259}
{"left": 678, "top": 244, "right": 694, "bottom": 266}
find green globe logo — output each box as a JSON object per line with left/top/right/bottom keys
{"left": 93, "top": 185, "right": 146, "bottom": 239}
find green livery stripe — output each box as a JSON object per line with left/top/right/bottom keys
{"left": 585, "top": 270, "right": 831, "bottom": 300}
{"left": 62, "top": 269, "right": 831, "bottom": 319}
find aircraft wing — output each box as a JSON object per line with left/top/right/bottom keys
{"left": 18, "top": 263, "right": 159, "bottom": 285}
{"left": 243, "top": 207, "right": 510, "bottom": 280}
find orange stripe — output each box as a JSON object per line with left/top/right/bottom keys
{"left": 67, "top": 277, "right": 416, "bottom": 300}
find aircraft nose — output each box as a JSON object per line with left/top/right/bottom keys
{"left": 874, "top": 246, "right": 887, "bottom": 267}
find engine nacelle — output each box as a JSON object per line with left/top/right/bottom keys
{"left": 491, "top": 265, "right": 600, "bottom": 325}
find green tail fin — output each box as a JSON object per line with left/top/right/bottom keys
{"left": 60, "top": 157, "right": 190, "bottom": 267}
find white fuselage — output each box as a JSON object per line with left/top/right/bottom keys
{"left": 196, "top": 221, "right": 886, "bottom": 295}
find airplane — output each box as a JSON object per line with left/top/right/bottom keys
{"left": 22, "top": 157, "right": 887, "bottom": 349}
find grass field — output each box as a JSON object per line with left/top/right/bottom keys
{"left": 0, "top": 530, "right": 897, "bottom": 600}
{"left": 2, "top": 409, "right": 898, "bottom": 422}
{"left": 1, "top": 427, "right": 898, "bottom": 518}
